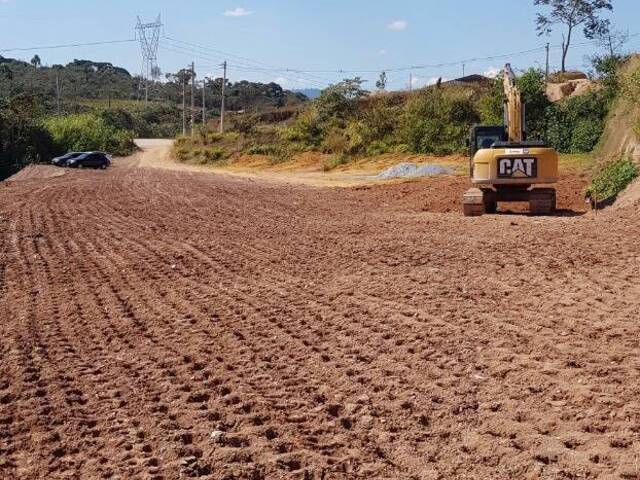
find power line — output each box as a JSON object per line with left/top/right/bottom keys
{"left": 0, "top": 39, "right": 136, "bottom": 53}
{"left": 162, "top": 36, "right": 333, "bottom": 85}
{"left": 161, "top": 39, "right": 331, "bottom": 87}
{"left": 159, "top": 41, "right": 328, "bottom": 88}
{"left": 165, "top": 32, "right": 640, "bottom": 78}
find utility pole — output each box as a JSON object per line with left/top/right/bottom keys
{"left": 545, "top": 42, "right": 550, "bottom": 84}
{"left": 220, "top": 61, "right": 227, "bottom": 133}
{"left": 202, "top": 79, "right": 206, "bottom": 126}
{"left": 462, "top": 63, "right": 466, "bottom": 77}
{"left": 55, "top": 71, "right": 61, "bottom": 115}
{"left": 190, "top": 62, "right": 195, "bottom": 136}
{"left": 182, "top": 71, "right": 187, "bottom": 136}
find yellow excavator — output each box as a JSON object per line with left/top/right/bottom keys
{"left": 463, "top": 64, "right": 559, "bottom": 216}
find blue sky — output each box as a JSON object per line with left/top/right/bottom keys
{"left": 1, "top": 0, "right": 639, "bottom": 90}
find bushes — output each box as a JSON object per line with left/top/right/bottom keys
{"left": 171, "top": 132, "right": 242, "bottom": 165}
{"left": 100, "top": 105, "right": 181, "bottom": 138}
{"left": 546, "top": 91, "right": 609, "bottom": 153}
{"left": 322, "top": 153, "right": 350, "bottom": 172}
{"left": 248, "top": 144, "right": 278, "bottom": 155}
{"left": 0, "top": 112, "right": 55, "bottom": 179}
{"left": 570, "top": 118, "right": 604, "bottom": 153}
{"left": 477, "top": 69, "right": 551, "bottom": 139}
{"left": 0, "top": 93, "right": 55, "bottom": 179}
{"left": 280, "top": 109, "right": 323, "bottom": 147}
{"left": 44, "top": 113, "right": 135, "bottom": 156}
{"left": 398, "top": 88, "right": 479, "bottom": 155}
{"left": 587, "top": 158, "right": 638, "bottom": 201}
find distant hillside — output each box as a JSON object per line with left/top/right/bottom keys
{"left": 294, "top": 88, "right": 321, "bottom": 99}
{"left": 0, "top": 55, "right": 308, "bottom": 115}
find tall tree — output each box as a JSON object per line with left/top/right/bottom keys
{"left": 30, "top": 55, "right": 42, "bottom": 69}
{"left": 376, "top": 71, "right": 388, "bottom": 91}
{"left": 534, "top": 0, "right": 613, "bottom": 72}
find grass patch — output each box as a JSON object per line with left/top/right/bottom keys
{"left": 558, "top": 153, "right": 594, "bottom": 172}
{"left": 587, "top": 158, "right": 638, "bottom": 201}
{"left": 173, "top": 136, "right": 230, "bottom": 164}
{"left": 322, "top": 153, "right": 350, "bottom": 172}
{"left": 248, "top": 144, "right": 279, "bottom": 155}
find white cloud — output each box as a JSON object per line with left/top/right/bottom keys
{"left": 224, "top": 7, "right": 252, "bottom": 17}
{"left": 378, "top": 49, "right": 388, "bottom": 56}
{"left": 484, "top": 66, "right": 500, "bottom": 78}
{"left": 387, "top": 20, "right": 408, "bottom": 31}
{"left": 273, "top": 77, "right": 289, "bottom": 86}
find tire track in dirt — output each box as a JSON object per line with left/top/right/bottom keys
{"left": 1, "top": 161, "right": 639, "bottom": 479}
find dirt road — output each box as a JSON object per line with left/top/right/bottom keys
{"left": 1, "top": 156, "right": 639, "bottom": 479}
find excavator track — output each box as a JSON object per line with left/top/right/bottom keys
{"left": 463, "top": 188, "right": 497, "bottom": 217}
{"left": 529, "top": 188, "right": 557, "bottom": 215}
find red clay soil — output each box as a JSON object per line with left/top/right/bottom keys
{"left": 1, "top": 160, "right": 639, "bottom": 480}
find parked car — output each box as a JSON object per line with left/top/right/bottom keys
{"left": 67, "top": 152, "right": 112, "bottom": 169}
{"left": 51, "top": 152, "right": 85, "bottom": 167}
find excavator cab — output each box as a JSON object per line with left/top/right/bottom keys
{"left": 463, "top": 64, "right": 559, "bottom": 216}
{"left": 469, "top": 126, "right": 507, "bottom": 157}
{"left": 468, "top": 126, "right": 507, "bottom": 177}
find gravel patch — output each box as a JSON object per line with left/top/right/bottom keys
{"left": 375, "top": 162, "right": 453, "bottom": 180}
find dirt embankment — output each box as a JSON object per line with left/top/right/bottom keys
{"left": 5, "top": 165, "right": 66, "bottom": 183}
{"left": 595, "top": 56, "right": 640, "bottom": 208}
{"left": 134, "top": 138, "right": 468, "bottom": 188}
{"left": 1, "top": 155, "right": 638, "bottom": 479}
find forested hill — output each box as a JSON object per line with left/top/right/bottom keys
{"left": 0, "top": 55, "right": 308, "bottom": 113}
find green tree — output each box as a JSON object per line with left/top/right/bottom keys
{"left": 399, "top": 88, "right": 479, "bottom": 155}
{"left": 534, "top": 0, "right": 612, "bottom": 72}
{"left": 0, "top": 64, "right": 14, "bottom": 95}
{"left": 315, "top": 77, "right": 368, "bottom": 121}
{"left": 376, "top": 71, "right": 387, "bottom": 91}
{"left": 517, "top": 68, "right": 552, "bottom": 140}
{"left": 0, "top": 93, "right": 55, "bottom": 179}
{"left": 478, "top": 69, "right": 551, "bottom": 139}
{"left": 30, "top": 55, "right": 42, "bottom": 69}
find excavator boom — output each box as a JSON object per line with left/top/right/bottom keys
{"left": 503, "top": 63, "right": 523, "bottom": 143}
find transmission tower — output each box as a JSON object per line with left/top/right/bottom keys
{"left": 135, "top": 14, "right": 162, "bottom": 103}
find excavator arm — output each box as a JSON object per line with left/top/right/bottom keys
{"left": 502, "top": 63, "right": 523, "bottom": 143}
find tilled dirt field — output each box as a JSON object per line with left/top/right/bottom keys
{"left": 1, "top": 159, "right": 639, "bottom": 480}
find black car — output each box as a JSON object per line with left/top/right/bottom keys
{"left": 51, "top": 151, "right": 85, "bottom": 167}
{"left": 67, "top": 152, "right": 112, "bottom": 169}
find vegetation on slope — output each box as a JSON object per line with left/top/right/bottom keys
{"left": 0, "top": 53, "right": 310, "bottom": 179}
{"left": 174, "top": 64, "right": 618, "bottom": 169}
{"left": 44, "top": 113, "right": 135, "bottom": 157}
{"left": 586, "top": 54, "right": 640, "bottom": 202}
{"left": 0, "top": 55, "right": 307, "bottom": 116}
{"left": 587, "top": 158, "right": 638, "bottom": 201}
{"left": 0, "top": 94, "right": 55, "bottom": 179}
